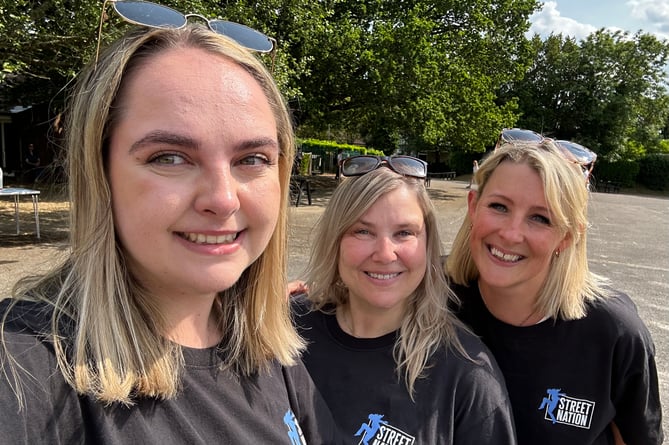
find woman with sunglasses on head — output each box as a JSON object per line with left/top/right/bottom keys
{"left": 446, "top": 140, "right": 662, "bottom": 444}
{"left": 292, "top": 156, "right": 517, "bottom": 443}
{"left": 0, "top": 10, "right": 342, "bottom": 444}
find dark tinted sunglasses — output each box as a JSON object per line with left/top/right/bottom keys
{"left": 96, "top": 0, "right": 275, "bottom": 63}
{"left": 341, "top": 156, "right": 428, "bottom": 179}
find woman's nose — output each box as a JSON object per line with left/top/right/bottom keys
{"left": 498, "top": 218, "right": 525, "bottom": 243}
{"left": 372, "top": 236, "right": 398, "bottom": 263}
{"left": 194, "top": 167, "right": 240, "bottom": 217}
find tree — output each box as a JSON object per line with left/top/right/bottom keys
{"left": 510, "top": 30, "right": 669, "bottom": 159}
{"left": 288, "top": 0, "right": 538, "bottom": 153}
{"left": 1, "top": 0, "right": 539, "bottom": 156}
{"left": 0, "top": 0, "right": 102, "bottom": 109}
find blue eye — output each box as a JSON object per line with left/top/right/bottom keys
{"left": 489, "top": 202, "right": 507, "bottom": 212}
{"left": 149, "top": 153, "right": 187, "bottom": 165}
{"left": 238, "top": 154, "right": 271, "bottom": 166}
{"left": 531, "top": 214, "right": 551, "bottom": 225}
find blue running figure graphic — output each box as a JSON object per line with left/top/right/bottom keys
{"left": 355, "top": 414, "right": 388, "bottom": 445}
{"left": 283, "top": 410, "right": 304, "bottom": 445}
{"left": 539, "top": 388, "right": 566, "bottom": 424}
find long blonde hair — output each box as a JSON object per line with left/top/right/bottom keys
{"left": 5, "top": 25, "right": 300, "bottom": 406}
{"left": 447, "top": 140, "right": 606, "bottom": 319}
{"left": 305, "top": 167, "right": 467, "bottom": 397}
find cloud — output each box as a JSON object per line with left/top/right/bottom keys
{"left": 627, "top": 0, "right": 669, "bottom": 35}
{"left": 528, "top": 1, "right": 597, "bottom": 40}
{"left": 529, "top": 1, "right": 669, "bottom": 42}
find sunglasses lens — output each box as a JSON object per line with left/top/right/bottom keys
{"left": 113, "top": 1, "right": 186, "bottom": 28}
{"left": 555, "top": 140, "right": 597, "bottom": 165}
{"left": 209, "top": 20, "right": 274, "bottom": 52}
{"left": 389, "top": 156, "right": 427, "bottom": 178}
{"left": 341, "top": 156, "right": 379, "bottom": 176}
{"left": 389, "top": 157, "right": 427, "bottom": 178}
{"left": 502, "top": 128, "right": 544, "bottom": 143}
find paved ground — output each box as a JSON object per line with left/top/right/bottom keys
{"left": 1, "top": 176, "right": 667, "bottom": 437}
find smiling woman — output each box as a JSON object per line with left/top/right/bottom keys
{"left": 0, "top": 22, "right": 340, "bottom": 444}
{"left": 446, "top": 140, "right": 663, "bottom": 444}
{"left": 292, "top": 166, "right": 517, "bottom": 443}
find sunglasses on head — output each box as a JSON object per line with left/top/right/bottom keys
{"left": 340, "top": 155, "right": 428, "bottom": 179}
{"left": 96, "top": 0, "right": 276, "bottom": 63}
{"left": 496, "top": 128, "right": 597, "bottom": 166}
{"left": 496, "top": 128, "right": 545, "bottom": 147}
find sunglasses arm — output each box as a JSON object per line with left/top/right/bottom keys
{"left": 95, "top": 0, "right": 114, "bottom": 66}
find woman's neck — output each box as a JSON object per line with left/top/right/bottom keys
{"left": 157, "top": 293, "right": 223, "bottom": 348}
{"left": 336, "top": 303, "right": 403, "bottom": 338}
{"left": 477, "top": 280, "right": 545, "bottom": 327}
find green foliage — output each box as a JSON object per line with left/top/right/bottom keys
{"left": 6, "top": 0, "right": 669, "bottom": 183}
{"left": 593, "top": 159, "right": 640, "bottom": 187}
{"left": 657, "top": 140, "right": 669, "bottom": 154}
{"left": 299, "top": 138, "right": 384, "bottom": 156}
{"left": 0, "top": 0, "right": 102, "bottom": 108}
{"left": 510, "top": 30, "right": 669, "bottom": 164}
{"left": 638, "top": 154, "right": 669, "bottom": 190}
{"left": 617, "top": 139, "right": 646, "bottom": 161}
{"left": 287, "top": 0, "right": 538, "bottom": 152}
{"left": 299, "top": 152, "right": 312, "bottom": 176}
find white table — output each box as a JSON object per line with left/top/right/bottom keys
{"left": 0, "top": 188, "right": 41, "bottom": 239}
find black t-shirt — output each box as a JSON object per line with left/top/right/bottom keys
{"left": 0, "top": 299, "right": 342, "bottom": 444}
{"left": 292, "top": 297, "right": 517, "bottom": 444}
{"left": 452, "top": 282, "right": 663, "bottom": 445}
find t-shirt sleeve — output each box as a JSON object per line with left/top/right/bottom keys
{"left": 0, "top": 300, "right": 83, "bottom": 444}
{"left": 452, "top": 330, "right": 518, "bottom": 444}
{"left": 606, "top": 291, "right": 664, "bottom": 444}
{"left": 281, "top": 362, "right": 345, "bottom": 444}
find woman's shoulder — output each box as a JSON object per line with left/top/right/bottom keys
{"left": 585, "top": 288, "right": 656, "bottom": 347}
{"left": 450, "top": 324, "right": 501, "bottom": 370}
{"left": 289, "top": 292, "right": 312, "bottom": 316}
{"left": 0, "top": 298, "right": 55, "bottom": 336}
{"left": 289, "top": 294, "right": 328, "bottom": 338}
{"left": 588, "top": 288, "right": 646, "bottom": 328}
{"left": 290, "top": 294, "right": 334, "bottom": 325}
{"left": 430, "top": 326, "right": 512, "bottom": 409}
{"left": 0, "top": 299, "right": 61, "bottom": 386}
{"left": 430, "top": 322, "right": 504, "bottom": 381}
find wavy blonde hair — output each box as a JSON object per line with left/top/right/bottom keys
{"left": 304, "top": 167, "right": 467, "bottom": 397}
{"left": 5, "top": 25, "right": 300, "bottom": 406}
{"left": 447, "top": 140, "right": 606, "bottom": 320}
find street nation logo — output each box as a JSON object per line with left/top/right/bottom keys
{"left": 354, "top": 414, "right": 415, "bottom": 445}
{"left": 539, "top": 388, "right": 596, "bottom": 429}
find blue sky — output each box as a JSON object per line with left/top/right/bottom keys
{"left": 528, "top": 0, "right": 669, "bottom": 41}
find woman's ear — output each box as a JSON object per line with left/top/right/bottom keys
{"left": 467, "top": 190, "right": 478, "bottom": 221}
{"left": 557, "top": 231, "right": 573, "bottom": 254}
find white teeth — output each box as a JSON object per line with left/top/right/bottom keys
{"left": 490, "top": 246, "right": 521, "bottom": 262}
{"left": 184, "top": 232, "right": 236, "bottom": 244}
{"left": 367, "top": 272, "right": 400, "bottom": 280}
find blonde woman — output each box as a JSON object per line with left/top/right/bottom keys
{"left": 0, "top": 6, "right": 340, "bottom": 444}
{"left": 293, "top": 156, "right": 516, "bottom": 443}
{"left": 447, "top": 141, "right": 662, "bottom": 444}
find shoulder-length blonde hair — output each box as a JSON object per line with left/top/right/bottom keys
{"left": 447, "top": 140, "right": 605, "bottom": 320}
{"left": 305, "top": 167, "right": 466, "bottom": 397}
{"left": 6, "top": 25, "right": 299, "bottom": 405}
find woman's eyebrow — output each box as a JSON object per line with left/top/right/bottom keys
{"left": 239, "top": 137, "right": 279, "bottom": 151}
{"left": 129, "top": 130, "right": 198, "bottom": 153}
{"left": 128, "top": 133, "right": 279, "bottom": 153}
